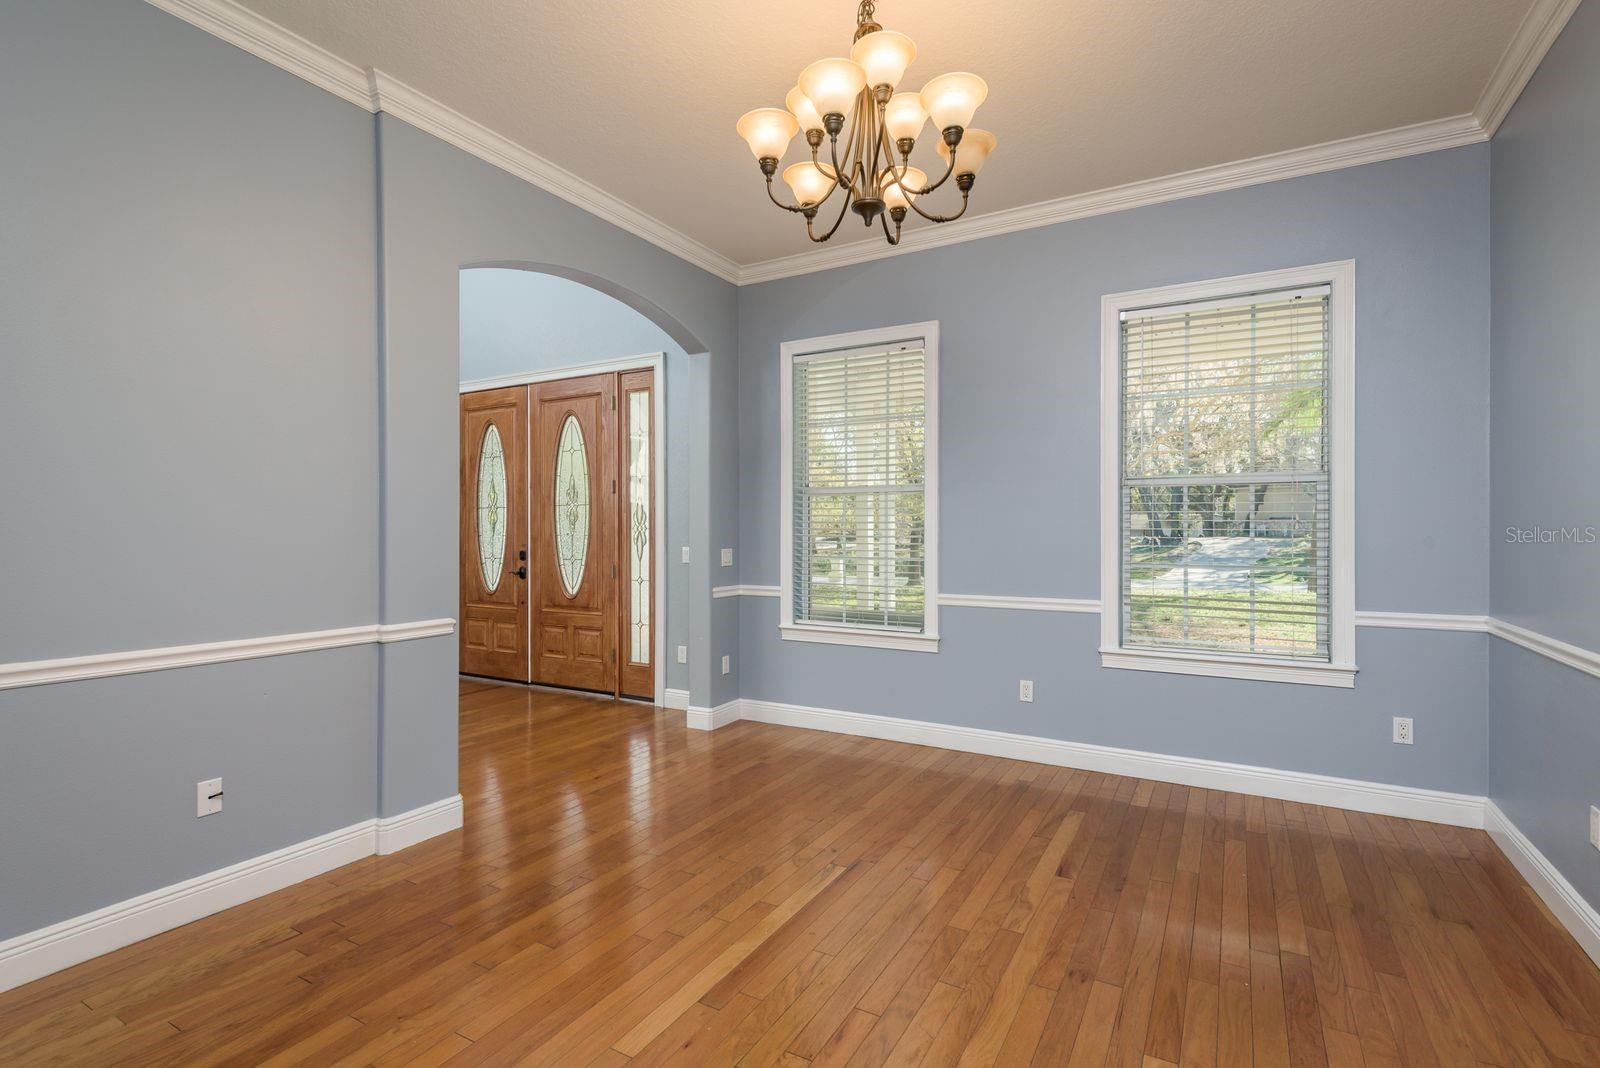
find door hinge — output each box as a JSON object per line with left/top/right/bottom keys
{"left": 611, "top": 395, "right": 616, "bottom": 410}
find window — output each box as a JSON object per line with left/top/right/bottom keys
{"left": 1100, "top": 263, "right": 1355, "bottom": 686}
{"left": 781, "top": 322, "right": 939, "bottom": 652}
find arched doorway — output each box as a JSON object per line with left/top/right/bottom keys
{"left": 455, "top": 265, "right": 704, "bottom": 708}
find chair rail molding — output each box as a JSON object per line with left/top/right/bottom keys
{"left": 0, "top": 620, "right": 456, "bottom": 691}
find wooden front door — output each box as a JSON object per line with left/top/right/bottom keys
{"left": 460, "top": 386, "right": 530, "bottom": 681}
{"left": 531, "top": 374, "right": 617, "bottom": 692}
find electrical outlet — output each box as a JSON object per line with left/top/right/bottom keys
{"left": 1590, "top": 806, "right": 1599, "bottom": 852}
{"left": 721, "top": 547, "right": 733, "bottom": 567}
{"left": 681, "top": 546, "right": 690, "bottom": 563}
{"left": 1392, "top": 717, "right": 1414, "bottom": 745}
{"left": 196, "top": 777, "right": 223, "bottom": 818}
{"left": 677, "top": 644, "right": 687, "bottom": 664}
{"left": 1019, "top": 680, "right": 1034, "bottom": 702}
{"left": 721, "top": 655, "right": 731, "bottom": 675}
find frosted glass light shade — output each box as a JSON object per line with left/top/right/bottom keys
{"left": 850, "top": 30, "right": 917, "bottom": 90}
{"left": 937, "top": 127, "right": 997, "bottom": 176}
{"left": 735, "top": 108, "right": 799, "bottom": 161}
{"left": 920, "top": 72, "right": 988, "bottom": 131}
{"left": 783, "top": 161, "right": 838, "bottom": 206}
{"left": 785, "top": 86, "right": 825, "bottom": 135}
{"left": 880, "top": 166, "right": 927, "bottom": 211}
{"left": 883, "top": 92, "right": 927, "bottom": 142}
{"left": 799, "top": 57, "right": 866, "bottom": 118}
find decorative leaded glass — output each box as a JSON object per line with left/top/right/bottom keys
{"left": 476, "top": 424, "right": 507, "bottom": 592}
{"left": 628, "top": 390, "right": 651, "bottom": 664}
{"left": 553, "top": 414, "right": 589, "bottom": 597}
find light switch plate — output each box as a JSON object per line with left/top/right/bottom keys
{"left": 721, "top": 655, "right": 731, "bottom": 675}
{"left": 681, "top": 546, "right": 690, "bottom": 563}
{"left": 196, "top": 777, "right": 222, "bottom": 818}
{"left": 677, "top": 645, "right": 687, "bottom": 664}
{"left": 1590, "top": 806, "right": 1599, "bottom": 852}
{"left": 720, "top": 547, "right": 733, "bottom": 567}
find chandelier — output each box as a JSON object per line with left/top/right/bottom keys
{"left": 735, "top": 0, "right": 995, "bottom": 246}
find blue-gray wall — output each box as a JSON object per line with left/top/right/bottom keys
{"left": 0, "top": 0, "right": 380, "bottom": 937}
{"left": 0, "top": 0, "right": 740, "bottom": 940}
{"left": 737, "top": 146, "right": 1493, "bottom": 795}
{"left": 459, "top": 268, "right": 691, "bottom": 694}
{"left": 1488, "top": 1, "right": 1600, "bottom": 912}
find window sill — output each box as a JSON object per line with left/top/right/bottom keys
{"left": 781, "top": 623, "right": 940, "bottom": 653}
{"left": 1099, "top": 646, "right": 1356, "bottom": 687}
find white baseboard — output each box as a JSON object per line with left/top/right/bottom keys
{"left": 0, "top": 795, "right": 463, "bottom": 993}
{"left": 663, "top": 688, "right": 691, "bottom": 710}
{"left": 376, "top": 794, "right": 464, "bottom": 855}
{"left": 686, "top": 700, "right": 740, "bottom": 731}
{"left": 1484, "top": 800, "right": 1600, "bottom": 968}
{"left": 731, "top": 698, "right": 1486, "bottom": 829}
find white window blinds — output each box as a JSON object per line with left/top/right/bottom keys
{"left": 792, "top": 341, "right": 927, "bottom": 631}
{"left": 1119, "top": 286, "right": 1332, "bottom": 660}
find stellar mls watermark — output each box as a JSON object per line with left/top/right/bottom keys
{"left": 1504, "top": 525, "right": 1598, "bottom": 544}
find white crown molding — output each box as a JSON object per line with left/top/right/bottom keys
{"left": 0, "top": 619, "right": 456, "bottom": 691}
{"left": 712, "top": 584, "right": 781, "bottom": 599}
{"left": 1484, "top": 800, "right": 1600, "bottom": 967}
{"left": 1474, "top": 0, "right": 1583, "bottom": 137}
{"left": 736, "top": 115, "right": 1488, "bottom": 284}
{"left": 1488, "top": 617, "right": 1600, "bottom": 680}
{"left": 366, "top": 73, "right": 741, "bottom": 285}
{"left": 0, "top": 794, "right": 461, "bottom": 993}
{"left": 731, "top": 697, "right": 1485, "bottom": 827}
{"left": 143, "top": 0, "right": 1566, "bottom": 290}
{"left": 143, "top": 0, "right": 371, "bottom": 110}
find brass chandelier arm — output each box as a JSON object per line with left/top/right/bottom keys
{"left": 878, "top": 209, "right": 903, "bottom": 245}
{"left": 904, "top": 185, "right": 970, "bottom": 224}
{"left": 763, "top": 175, "right": 812, "bottom": 214}
{"left": 874, "top": 117, "right": 959, "bottom": 197}
{"left": 806, "top": 184, "right": 857, "bottom": 242}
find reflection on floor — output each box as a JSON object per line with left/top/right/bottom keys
{"left": 2, "top": 678, "right": 1599, "bottom": 1065}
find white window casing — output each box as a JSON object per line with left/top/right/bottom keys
{"left": 1099, "top": 263, "right": 1356, "bottom": 686}
{"left": 780, "top": 322, "right": 940, "bottom": 652}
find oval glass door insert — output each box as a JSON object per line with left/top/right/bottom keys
{"left": 553, "top": 413, "right": 590, "bottom": 597}
{"left": 476, "top": 424, "right": 507, "bottom": 591}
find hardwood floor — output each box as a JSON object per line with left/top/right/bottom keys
{"left": 4, "top": 680, "right": 1599, "bottom": 1066}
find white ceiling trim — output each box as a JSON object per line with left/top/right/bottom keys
{"left": 145, "top": 0, "right": 1579, "bottom": 288}
{"left": 1474, "top": 0, "right": 1583, "bottom": 136}
{"left": 144, "top": 0, "right": 372, "bottom": 110}
{"left": 367, "top": 74, "right": 742, "bottom": 283}
{"left": 738, "top": 114, "right": 1487, "bottom": 285}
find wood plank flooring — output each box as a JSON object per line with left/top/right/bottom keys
{"left": 3, "top": 679, "right": 1599, "bottom": 1065}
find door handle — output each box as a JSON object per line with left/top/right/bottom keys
{"left": 513, "top": 566, "right": 527, "bottom": 580}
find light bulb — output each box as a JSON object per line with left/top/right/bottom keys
{"left": 937, "top": 128, "right": 997, "bottom": 177}
{"left": 735, "top": 107, "right": 798, "bottom": 161}
{"left": 798, "top": 57, "right": 867, "bottom": 119}
{"left": 783, "top": 161, "right": 839, "bottom": 206}
{"left": 883, "top": 93, "right": 927, "bottom": 143}
{"left": 880, "top": 166, "right": 928, "bottom": 211}
{"left": 920, "top": 72, "right": 988, "bottom": 131}
{"left": 785, "top": 86, "right": 825, "bottom": 136}
{"left": 850, "top": 30, "right": 916, "bottom": 90}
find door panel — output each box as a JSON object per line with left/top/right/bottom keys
{"left": 532, "top": 374, "right": 616, "bottom": 692}
{"left": 460, "top": 386, "right": 530, "bottom": 681}
{"left": 618, "top": 369, "right": 655, "bottom": 699}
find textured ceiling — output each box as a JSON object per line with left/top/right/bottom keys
{"left": 237, "top": 0, "right": 1532, "bottom": 267}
